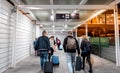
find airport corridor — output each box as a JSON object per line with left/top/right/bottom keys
{"left": 4, "top": 49, "right": 120, "bottom": 73}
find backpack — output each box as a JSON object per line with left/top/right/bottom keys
{"left": 66, "top": 37, "right": 77, "bottom": 49}
{"left": 82, "top": 42, "right": 91, "bottom": 55}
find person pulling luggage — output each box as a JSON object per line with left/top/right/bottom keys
{"left": 35, "top": 30, "right": 51, "bottom": 72}
{"left": 63, "top": 31, "right": 80, "bottom": 73}
{"left": 80, "top": 36, "right": 93, "bottom": 73}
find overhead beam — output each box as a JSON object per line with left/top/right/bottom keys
{"left": 36, "top": 22, "right": 82, "bottom": 25}
{"left": 18, "top": 5, "right": 114, "bottom": 10}
{"left": 110, "top": 0, "right": 120, "bottom": 5}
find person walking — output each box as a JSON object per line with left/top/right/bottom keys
{"left": 56, "top": 37, "right": 61, "bottom": 49}
{"left": 80, "top": 36, "right": 93, "bottom": 73}
{"left": 33, "top": 38, "right": 37, "bottom": 56}
{"left": 49, "top": 36, "right": 56, "bottom": 61}
{"left": 35, "top": 30, "right": 51, "bottom": 71}
{"left": 63, "top": 31, "right": 80, "bottom": 73}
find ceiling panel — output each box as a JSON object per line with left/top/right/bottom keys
{"left": 53, "top": 0, "right": 82, "bottom": 5}
{"left": 79, "top": 10, "right": 95, "bottom": 21}
{"left": 31, "top": 10, "right": 51, "bottom": 21}
{"left": 85, "top": 0, "right": 114, "bottom": 5}
{"left": 21, "top": 0, "right": 50, "bottom": 5}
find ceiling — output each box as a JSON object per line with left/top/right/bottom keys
{"left": 17, "top": 0, "right": 115, "bottom": 34}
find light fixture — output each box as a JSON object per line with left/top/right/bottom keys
{"left": 52, "top": 25, "right": 55, "bottom": 28}
{"left": 40, "top": 24, "right": 43, "bottom": 28}
{"left": 27, "top": 7, "right": 43, "bottom": 10}
{"left": 62, "top": 29, "right": 64, "bottom": 31}
{"left": 65, "top": 25, "right": 68, "bottom": 28}
{"left": 50, "top": 15, "right": 54, "bottom": 21}
{"left": 71, "top": 10, "right": 77, "bottom": 16}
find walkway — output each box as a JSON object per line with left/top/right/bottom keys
{"left": 4, "top": 50, "right": 120, "bottom": 73}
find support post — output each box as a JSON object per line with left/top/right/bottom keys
{"left": 85, "top": 24, "right": 88, "bottom": 36}
{"left": 11, "top": 7, "right": 18, "bottom": 67}
{"left": 114, "top": 5, "right": 120, "bottom": 66}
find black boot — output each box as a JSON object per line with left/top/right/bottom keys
{"left": 89, "top": 69, "right": 93, "bottom": 73}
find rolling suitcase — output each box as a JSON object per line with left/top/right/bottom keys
{"left": 52, "top": 55, "right": 59, "bottom": 65}
{"left": 44, "top": 53, "right": 53, "bottom": 73}
{"left": 75, "top": 56, "right": 82, "bottom": 71}
{"left": 59, "top": 45, "right": 63, "bottom": 50}
{"left": 44, "top": 62, "right": 53, "bottom": 73}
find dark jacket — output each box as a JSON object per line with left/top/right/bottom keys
{"left": 35, "top": 36, "right": 50, "bottom": 52}
{"left": 63, "top": 36, "right": 80, "bottom": 54}
{"left": 80, "top": 40, "right": 91, "bottom": 51}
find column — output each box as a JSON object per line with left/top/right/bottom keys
{"left": 85, "top": 24, "right": 88, "bottom": 36}
{"left": 114, "top": 5, "right": 120, "bottom": 66}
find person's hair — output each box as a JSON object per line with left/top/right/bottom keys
{"left": 42, "top": 30, "right": 47, "bottom": 36}
{"left": 82, "top": 35, "right": 88, "bottom": 41}
{"left": 68, "top": 31, "right": 73, "bottom": 35}
{"left": 50, "top": 36, "right": 54, "bottom": 39}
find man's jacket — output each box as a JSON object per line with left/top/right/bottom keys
{"left": 35, "top": 36, "right": 50, "bottom": 52}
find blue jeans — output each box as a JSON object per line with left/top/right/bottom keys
{"left": 40, "top": 51, "right": 48, "bottom": 70}
{"left": 66, "top": 53, "right": 76, "bottom": 73}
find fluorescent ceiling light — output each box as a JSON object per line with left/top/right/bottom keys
{"left": 52, "top": 25, "right": 55, "bottom": 28}
{"left": 51, "top": 15, "right": 54, "bottom": 21}
{"left": 40, "top": 24, "right": 43, "bottom": 27}
{"left": 65, "top": 25, "right": 68, "bottom": 28}
{"left": 27, "top": 7, "right": 43, "bottom": 10}
{"left": 79, "top": 0, "right": 88, "bottom": 5}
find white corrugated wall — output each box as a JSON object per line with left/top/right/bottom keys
{"left": 15, "top": 11, "right": 33, "bottom": 63}
{"left": 0, "top": 0, "right": 34, "bottom": 73}
{"left": 0, "top": 0, "right": 14, "bottom": 72}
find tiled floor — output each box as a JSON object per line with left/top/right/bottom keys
{"left": 4, "top": 50, "right": 120, "bottom": 73}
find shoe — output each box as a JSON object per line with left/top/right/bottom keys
{"left": 81, "top": 67, "right": 85, "bottom": 70}
{"left": 89, "top": 69, "right": 92, "bottom": 72}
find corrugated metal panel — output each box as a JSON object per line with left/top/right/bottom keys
{"left": 101, "top": 46, "right": 116, "bottom": 62}
{"left": 0, "top": 0, "right": 13, "bottom": 73}
{"left": 16, "top": 11, "right": 33, "bottom": 63}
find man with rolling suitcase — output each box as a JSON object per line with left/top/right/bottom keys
{"left": 35, "top": 30, "right": 51, "bottom": 72}
{"left": 63, "top": 31, "right": 80, "bottom": 73}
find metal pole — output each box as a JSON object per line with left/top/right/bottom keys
{"left": 85, "top": 24, "right": 88, "bottom": 36}
{"left": 114, "top": 5, "right": 120, "bottom": 66}
{"left": 11, "top": 7, "right": 18, "bottom": 67}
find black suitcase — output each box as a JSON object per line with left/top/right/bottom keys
{"left": 44, "top": 62, "right": 53, "bottom": 73}
{"left": 75, "top": 56, "right": 82, "bottom": 71}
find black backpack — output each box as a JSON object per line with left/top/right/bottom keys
{"left": 82, "top": 41, "right": 91, "bottom": 54}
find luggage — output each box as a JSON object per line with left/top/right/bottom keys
{"left": 52, "top": 55, "right": 59, "bottom": 65}
{"left": 75, "top": 56, "right": 82, "bottom": 71}
{"left": 86, "top": 57, "right": 94, "bottom": 65}
{"left": 59, "top": 45, "right": 63, "bottom": 50}
{"left": 44, "top": 62, "right": 53, "bottom": 73}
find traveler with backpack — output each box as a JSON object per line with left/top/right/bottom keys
{"left": 63, "top": 31, "right": 80, "bottom": 73}
{"left": 35, "top": 30, "right": 51, "bottom": 71}
{"left": 80, "top": 36, "right": 93, "bottom": 73}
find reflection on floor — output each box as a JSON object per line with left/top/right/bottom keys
{"left": 4, "top": 49, "right": 120, "bottom": 73}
